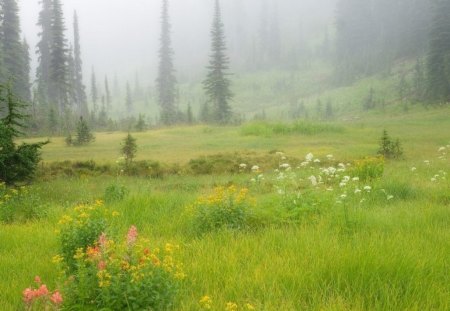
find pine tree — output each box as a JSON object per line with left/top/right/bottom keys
{"left": 125, "top": 81, "right": 133, "bottom": 115}
{"left": 427, "top": 0, "right": 450, "bottom": 103}
{"left": 73, "top": 11, "right": 88, "bottom": 117}
{"left": 121, "top": 133, "right": 137, "bottom": 168}
{"left": 135, "top": 113, "right": 147, "bottom": 131}
{"left": 1, "top": 0, "right": 29, "bottom": 100}
{"left": 104, "top": 76, "right": 111, "bottom": 109}
{"left": 74, "top": 116, "right": 94, "bottom": 145}
{"left": 203, "top": 0, "right": 233, "bottom": 124}
{"left": 49, "top": 0, "right": 70, "bottom": 114}
{"left": 156, "top": 0, "right": 177, "bottom": 125}
{"left": 20, "top": 39, "right": 31, "bottom": 102}
{"left": 36, "top": 0, "right": 53, "bottom": 107}
{"left": 90, "top": 68, "right": 98, "bottom": 113}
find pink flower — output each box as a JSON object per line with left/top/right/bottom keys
{"left": 22, "top": 288, "right": 35, "bottom": 304}
{"left": 127, "top": 225, "right": 138, "bottom": 246}
{"left": 37, "top": 284, "right": 49, "bottom": 296}
{"left": 99, "top": 232, "right": 108, "bottom": 248}
{"left": 98, "top": 260, "right": 107, "bottom": 270}
{"left": 50, "top": 291, "right": 63, "bottom": 305}
{"left": 34, "top": 276, "right": 41, "bottom": 284}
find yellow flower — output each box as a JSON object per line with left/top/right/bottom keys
{"left": 112, "top": 211, "right": 120, "bottom": 217}
{"left": 225, "top": 302, "right": 238, "bottom": 311}
{"left": 95, "top": 199, "right": 104, "bottom": 206}
{"left": 73, "top": 248, "right": 84, "bottom": 260}
{"left": 245, "top": 303, "right": 255, "bottom": 310}
{"left": 52, "top": 254, "right": 64, "bottom": 264}
{"left": 199, "top": 295, "right": 213, "bottom": 309}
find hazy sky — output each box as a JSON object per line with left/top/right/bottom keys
{"left": 19, "top": 0, "right": 335, "bottom": 87}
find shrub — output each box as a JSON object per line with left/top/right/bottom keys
{"left": 0, "top": 183, "right": 46, "bottom": 223}
{"left": 121, "top": 133, "right": 137, "bottom": 168}
{"left": 58, "top": 226, "right": 184, "bottom": 310}
{"left": 103, "top": 183, "right": 129, "bottom": 203}
{"left": 352, "top": 157, "right": 385, "bottom": 181}
{"left": 188, "top": 186, "right": 254, "bottom": 234}
{"left": 377, "top": 129, "right": 403, "bottom": 159}
{"left": 58, "top": 200, "right": 115, "bottom": 272}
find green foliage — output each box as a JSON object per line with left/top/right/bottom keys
{"left": 58, "top": 201, "right": 111, "bottom": 272}
{"left": 352, "top": 157, "right": 385, "bottom": 181}
{"left": 135, "top": 113, "right": 147, "bottom": 131}
{"left": 103, "top": 183, "right": 129, "bottom": 204}
{"left": 377, "top": 130, "right": 403, "bottom": 159}
{"left": 0, "top": 183, "right": 46, "bottom": 223}
{"left": 59, "top": 227, "right": 183, "bottom": 310}
{"left": 69, "top": 116, "right": 94, "bottom": 146}
{"left": 241, "top": 121, "right": 344, "bottom": 137}
{"left": 121, "top": 133, "right": 137, "bottom": 167}
{"left": 188, "top": 186, "right": 254, "bottom": 234}
{"left": 0, "top": 85, "right": 48, "bottom": 185}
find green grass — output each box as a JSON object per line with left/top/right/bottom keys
{"left": 3, "top": 108, "right": 450, "bottom": 310}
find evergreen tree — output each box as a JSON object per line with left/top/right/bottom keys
{"left": 413, "top": 58, "right": 426, "bottom": 103}
{"left": 203, "top": 0, "right": 233, "bottom": 124}
{"left": 36, "top": 0, "right": 53, "bottom": 107}
{"left": 104, "top": 75, "right": 111, "bottom": 109}
{"left": 135, "top": 113, "right": 147, "bottom": 131}
{"left": 74, "top": 116, "right": 94, "bottom": 145}
{"left": 73, "top": 11, "right": 88, "bottom": 117}
{"left": 125, "top": 81, "right": 133, "bottom": 115}
{"left": 1, "top": 0, "right": 29, "bottom": 100}
{"left": 67, "top": 44, "right": 76, "bottom": 105}
{"left": 156, "top": 0, "right": 177, "bottom": 125}
{"left": 427, "top": 0, "right": 450, "bottom": 103}
{"left": 90, "top": 68, "right": 98, "bottom": 113}
{"left": 49, "top": 0, "right": 70, "bottom": 114}
{"left": 121, "top": 133, "right": 137, "bottom": 168}
{"left": 187, "top": 102, "right": 193, "bottom": 124}
{"left": 20, "top": 39, "right": 31, "bottom": 102}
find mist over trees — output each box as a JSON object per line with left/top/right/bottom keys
{"left": 0, "top": 0, "right": 448, "bottom": 136}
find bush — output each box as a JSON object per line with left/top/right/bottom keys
{"left": 187, "top": 186, "right": 254, "bottom": 234}
{"left": 352, "top": 157, "right": 385, "bottom": 181}
{"left": 103, "top": 183, "right": 129, "bottom": 203}
{"left": 0, "top": 183, "right": 46, "bottom": 223}
{"left": 58, "top": 226, "right": 184, "bottom": 310}
{"left": 58, "top": 200, "right": 115, "bottom": 272}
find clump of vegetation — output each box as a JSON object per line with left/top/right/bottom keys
{"left": 377, "top": 129, "right": 403, "bottom": 159}
{"left": 103, "top": 183, "right": 129, "bottom": 203}
{"left": 0, "top": 183, "right": 46, "bottom": 223}
{"left": 352, "top": 157, "right": 385, "bottom": 181}
{"left": 58, "top": 200, "right": 113, "bottom": 272}
{"left": 241, "top": 121, "right": 344, "bottom": 137}
{"left": 187, "top": 186, "right": 255, "bottom": 234}
{"left": 56, "top": 226, "right": 184, "bottom": 310}
{"left": 0, "top": 84, "right": 48, "bottom": 185}
{"left": 22, "top": 276, "right": 63, "bottom": 309}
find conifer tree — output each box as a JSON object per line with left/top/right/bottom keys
{"left": 73, "top": 11, "right": 88, "bottom": 117}
{"left": 1, "top": 0, "right": 29, "bottom": 100}
{"left": 36, "top": 0, "right": 53, "bottom": 106}
{"left": 427, "top": 0, "right": 450, "bottom": 103}
{"left": 90, "top": 68, "right": 98, "bottom": 113}
{"left": 156, "top": 0, "right": 177, "bottom": 125}
{"left": 104, "top": 76, "right": 111, "bottom": 109}
{"left": 20, "top": 39, "right": 31, "bottom": 103}
{"left": 203, "top": 0, "right": 233, "bottom": 124}
{"left": 49, "top": 0, "right": 70, "bottom": 114}
{"left": 121, "top": 133, "right": 137, "bottom": 168}
{"left": 125, "top": 81, "right": 133, "bottom": 115}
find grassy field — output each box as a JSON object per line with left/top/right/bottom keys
{"left": 1, "top": 107, "right": 449, "bottom": 310}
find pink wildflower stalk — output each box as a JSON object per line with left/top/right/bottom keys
{"left": 22, "top": 288, "right": 34, "bottom": 304}
{"left": 127, "top": 225, "right": 138, "bottom": 246}
{"left": 50, "top": 291, "right": 63, "bottom": 305}
{"left": 37, "top": 284, "right": 49, "bottom": 296}
{"left": 99, "top": 232, "right": 108, "bottom": 248}
{"left": 34, "top": 276, "right": 41, "bottom": 284}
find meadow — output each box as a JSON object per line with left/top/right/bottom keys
{"left": 1, "top": 107, "right": 449, "bottom": 310}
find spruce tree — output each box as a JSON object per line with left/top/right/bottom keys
{"left": 73, "top": 11, "right": 88, "bottom": 117}
{"left": 74, "top": 116, "right": 94, "bottom": 145}
{"left": 20, "top": 39, "right": 31, "bottom": 103}
{"left": 156, "top": 0, "right": 177, "bottom": 125}
{"left": 203, "top": 0, "right": 233, "bottom": 124}
{"left": 49, "top": 0, "right": 70, "bottom": 114}
{"left": 104, "top": 76, "right": 111, "bottom": 109}
{"left": 427, "top": 0, "right": 450, "bottom": 103}
{"left": 1, "top": 0, "right": 29, "bottom": 100}
{"left": 125, "top": 81, "right": 133, "bottom": 115}
{"left": 90, "top": 68, "right": 98, "bottom": 113}
{"left": 36, "top": 0, "right": 53, "bottom": 107}
{"left": 121, "top": 133, "right": 137, "bottom": 168}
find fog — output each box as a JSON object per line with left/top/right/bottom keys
{"left": 20, "top": 0, "right": 336, "bottom": 86}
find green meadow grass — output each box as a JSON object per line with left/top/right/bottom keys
{"left": 2, "top": 108, "right": 449, "bottom": 310}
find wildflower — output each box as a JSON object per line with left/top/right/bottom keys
{"left": 50, "top": 291, "right": 63, "bottom": 305}
{"left": 339, "top": 182, "right": 347, "bottom": 188}
{"left": 342, "top": 176, "right": 351, "bottom": 183}
{"left": 279, "top": 163, "right": 290, "bottom": 169}
{"left": 99, "top": 233, "right": 108, "bottom": 248}
{"left": 305, "top": 153, "right": 314, "bottom": 162}
{"left": 411, "top": 167, "right": 417, "bottom": 172}
{"left": 37, "top": 284, "right": 49, "bottom": 296}
{"left": 98, "top": 261, "right": 107, "bottom": 270}
{"left": 52, "top": 255, "right": 63, "bottom": 264}
{"left": 251, "top": 165, "right": 260, "bottom": 172}
{"left": 338, "top": 163, "right": 345, "bottom": 169}
{"left": 239, "top": 163, "right": 247, "bottom": 169}
{"left": 22, "top": 288, "right": 35, "bottom": 304}
{"left": 424, "top": 160, "right": 430, "bottom": 165}
{"left": 387, "top": 195, "right": 394, "bottom": 200}
{"left": 275, "top": 151, "right": 284, "bottom": 156}
{"left": 245, "top": 303, "right": 256, "bottom": 310}
{"left": 308, "top": 175, "right": 318, "bottom": 186}
{"left": 226, "top": 302, "right": 238, "bottom": 311}
{"left": 340, "top": 194, "right": 347, "bottom": 199}
{"left": 431, "top": 177, "right": 436, "bottom": 182}
{"left": 281, "top": 156, "right": 287, "bottom": 160}
{"left": 127, "top": 225, "right": 138, "bottom": 246}
{"left": 352, "top": 177, "right": 360, "bottom": 182}
{"left": 300, "top": 161, "right": 309, "bottom": 167}
{"left": 326, "top": 154, "right": 334, "bottom": 160}
{"left": 112, "top": 211, "right": 120, "bottom": 217}
{"left": 314, "top": 159, "right": 321, "bottom": 163}
{"left": 364, "top": 186, "right": 372, "bottom": 192}
{"left": 199, "top": 295, "right": 213, "bottom": 309}
{"left": 354, "top": 188, "right": 361, "bottom": 194}
{"left": 438, "top": 147, "right": 446, "bottom": 152}
{"left": 34, "top": 276, "right": 41, "bottom": 284}
{"left": 326, "top": 187, "right": 334, "bottom": 191}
